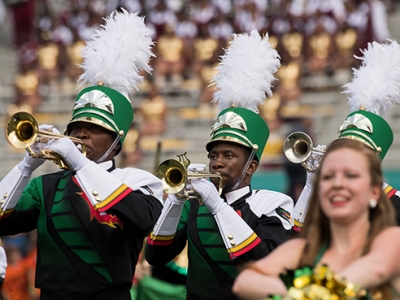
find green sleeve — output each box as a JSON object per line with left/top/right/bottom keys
{"left": 15, "top": 176, "right": 43, "bottom": 211}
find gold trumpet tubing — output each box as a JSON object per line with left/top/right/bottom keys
{"left": 188, "top": 173, "right": 223, "bottom": 194}
{"left": 36, "top": 131, "right": 86, "bottom": 155}
{"left": 27, "top": 138, "right": 85, "bottom": 171}
{"left": 26, "top": 147, "right": 44, "bottom": 159}
{"left": 6, "top": 111, "right": 86, "bottom": 170}
{"left": 176, "top": 189, "right": 204, "bottom": 205}
{"left": 40, "top": 149, "right": 70, "bottom": 170}
{"left": 173, "top": 173, "right": 223, "bottom": 206}
{"left": 7, "top": 111, "right": 86, "bottom": 155}
{"left": 37, "top": 130, "right": 83, "bottom": 144}
{"left": 155, "top": 154, "right": 224, "bottom": 206}
{"left": 187, "top": 173, "right": 223, "bottom": 206}
{"left": 24, "top": 147, "right": 70, "bottom": 170}
{"left": 28, "top": 137, "right": 86, "bottom": 170}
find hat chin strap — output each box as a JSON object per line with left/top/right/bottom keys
{"left": 96, "top": 135, "right": 121, "bottom": 164}
{"left": 231, "top": 149, "right": 256, "bottom": 191}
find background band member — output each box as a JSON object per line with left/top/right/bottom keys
{"left": 146, "top": 29, "right": 294, "bottom": 300}
{"left": 293, "top": 39, "right": 400, "bottom": 233}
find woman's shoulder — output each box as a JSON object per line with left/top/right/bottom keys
{"left": 265, "top": 238, "right": 308, "bottom": 255}
{"left": 373, "top": 226, "right": 400, "bottom": 244}
{"left": 282, "top": 237, "right": 308, "bottom": 248}
{"left": 369, "top": 226, "right": 400, "bottom": 256}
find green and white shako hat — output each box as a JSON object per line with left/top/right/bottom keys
{"left": 206, "top": 107, "right": 269, "bottom": 161}
{"left": 337, "top": 110, "right": 393, "bottom": 160}
{"left": 66, "top": 85, "right": 133, "bottom": 145}
{"left": 206, "top": 29, "right": 280, "bottom": 161}
{"left": 65, "top": 9, "right": 154, "bottom": 150}
{"left": 338, "top": 40, "right": 400, "bottom": 160}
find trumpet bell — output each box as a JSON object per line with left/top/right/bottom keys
{"left": 155, "top": 159, "right": 187, "bottom": 194}
{"left": 283, "top": 131, "right": 313, "bottom": 164}
{"left": 6, "top": 111, "right": 38, "bottom": 149}
{"left": 155, "top": 153, "right": 223, "bottom": 205}
{"left": 5, "top": 111, "right": 86, "bottom": 170}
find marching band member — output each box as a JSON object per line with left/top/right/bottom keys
{"left": 146, "top": 29, "right": 294, "bottom": 300}
{"left": 293, "top": 39, "right": 400, "bottom": 233}
{"left": 0, "top": 10, "right": 163, "bottom": 300}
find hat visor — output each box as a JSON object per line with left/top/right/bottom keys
{"left": 66, "top": 116, "right": 116, "bottom": 136}
{"left": 206, "top": 136, "right": 251, "bottom": 152}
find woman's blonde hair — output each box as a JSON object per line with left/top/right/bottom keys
{"left": 299, "top": 139, "right": 396, "bottom": 297}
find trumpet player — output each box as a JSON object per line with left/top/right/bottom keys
{"left": 146, "top": 30, "right": 294, "bottom": 300}
{"left": 0, "top": 10, "right": 164, "bottom": 300}
{"left": 292, "top": 40, "right": 400, "bottom": 234}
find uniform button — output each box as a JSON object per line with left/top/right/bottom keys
{"left": 228, "top": 234, "right": 234, "bottom": 239}
{"left": 95, "top": 196, "right": 102, "bottom": 202}
{"left": 230, "top": 240, "right": 236, "bottom": 246}
{"left": 92, "top": 190, "right": 99, "bottom": 196}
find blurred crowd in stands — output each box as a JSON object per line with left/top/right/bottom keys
{"left": 2, "top": 0, "right": 394, "bottom": 112}
{"left": 1, "top": 0, "right": 394, "bottom": 168}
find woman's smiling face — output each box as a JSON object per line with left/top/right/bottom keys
{"left": 318, "top": 147, "right": 380, "bottom": 225}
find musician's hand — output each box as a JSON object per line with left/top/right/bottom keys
{"left": 186, "top": 163, "right": 207, "bottom": 190}
{"left": 191, "top": 178, "right": 227, "bottom": 214}
{"left": 18, "top": 149, "right": 46, "bottom": 176}
{"left": 17, "top": 124, "right": 58, "bottom": 176}
{"left": 306, "top": 144, "right": 326, "bottom": 188}
{"left": 188, "top": 164, "right": 207, "bottom": 173}
{"left": 30, "top": 124, "right": 62, "bottom": 156}
{"left": 46, "top": 138, "right": 88, "bottom": 171}
{"left": 38, "top": 124, "right": 60, "bottom": 135}
{"left": 166, "top": 194, "right": 186, "bottom": 206}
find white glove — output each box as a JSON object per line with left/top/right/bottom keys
{"left": 167, "top": 193, "right": 186, "bottom": 206}
{"left": 310, "top": 144, "right": 326, "bottom": 167}
{"left": 45, "top": 137, "right": 88, "bottom": 171}
{"left": 305, "top": 171, "right": 315, "bottom": 189}
{"left": 187, "top": 163, "right": 207, "bottom": 173}
{"left": 305, "top": 144, "right": 326, "bottom": 186}
{"left": 191, "top": 178, "right": 227, "bottom": 214}
{"left": 17, "top": 124, "right": 60, "bottom": 176}
{"left": 186, "top": 163, "right": 207, "bottom": 190}
{"left": 39, "top": 124, "right": 60, "bottom": 135}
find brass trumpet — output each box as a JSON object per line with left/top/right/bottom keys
{"left": 283, "top": 131, "right": 325, "bottom": 172}
{"left": 6, "top": 111, "right": 86, "bottom": 170}
{"left": 155, "top": 152, "right": 223, "bottom": 205}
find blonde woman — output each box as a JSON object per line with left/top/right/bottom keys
{"left": 233, "top": 139, "right": 400, "bottom": 299}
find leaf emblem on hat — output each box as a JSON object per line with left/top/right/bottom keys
{"left": 338, "top": 113, "right": 373, "bottom": 134}
{"left": 74, "top": 90, "right": 114, "bottom": 114}
{"left": 210, "top": 111, "right": 247, "bottom": 135}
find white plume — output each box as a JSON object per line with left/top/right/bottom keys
{"left": 210, "top": 29, "right": 280, "bottom": 113}
{"left": 79, "top": 9, "right": 154, "bottom": 100}
{"left": 342, "top": 40, "right": 400, "bottom": 116}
